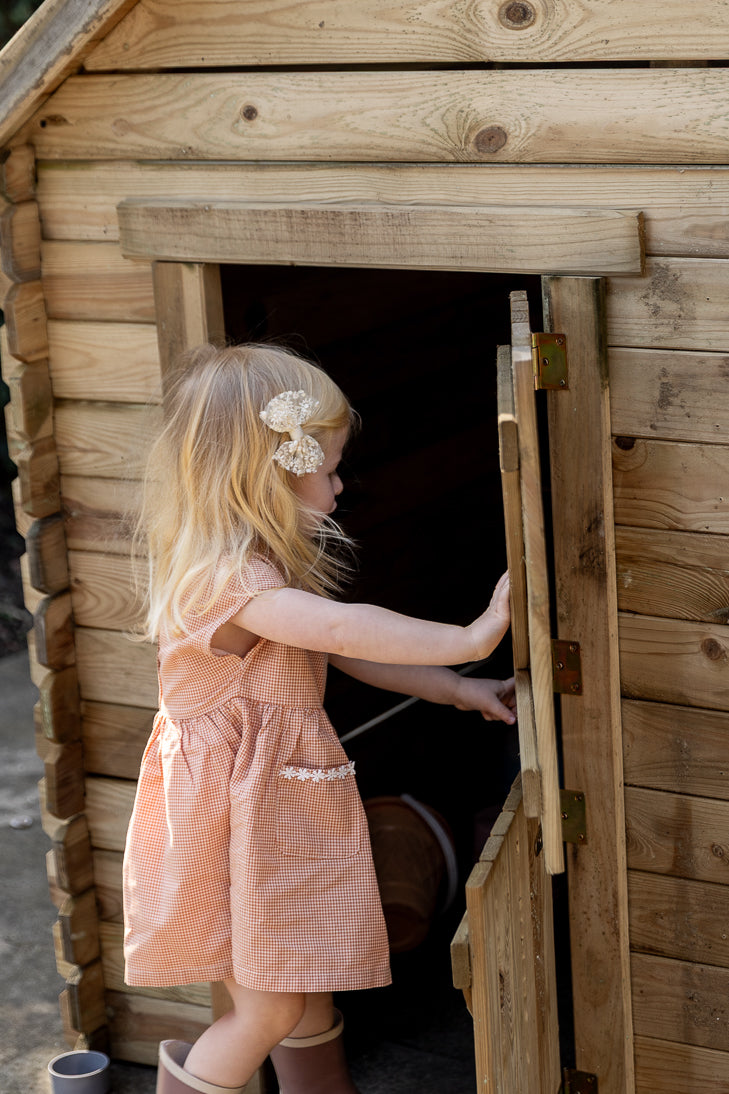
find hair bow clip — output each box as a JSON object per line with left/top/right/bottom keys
{"left": 259, "top": 390, "right": 325, "bottom": 476}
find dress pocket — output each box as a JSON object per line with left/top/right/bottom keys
{"left": 275, "top": 761, "right": 361, "bottom": 859}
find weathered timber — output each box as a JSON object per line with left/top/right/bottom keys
{"left": 92, "top": 849, "right": 123, "bottom": 922}
{"left": 75, "top": 628, "right": 157, "bottom": 708}
{"left": 33, "top": 589, "right": 74, "bottom": 671}
{"left": 36, "top": 734, "right": 85, "bottom": 818}
{"left": 0, "top": 145, "right": 36, "bottom": 204}
{"left": 61, "top": 474, "right": 139, "bottom": 554}
{"left": 616, "top": 528, "right": 729, "bottom": 624}
{"left": 69, "top": 550, "right": 140, "bottom": 632}
{"left": 105, "top": 990, "right": 212, "bottom": 1066}
{"left": 21, "top": 70, "right": 729, "bottom": 165}
{"left": 15, "top": 434, "right": 61, "bottom": 518}
{"left": 544, "top": 275, "right": 633, "bottom": 1093}
{"left": 42, "top": 241, "right": 155, "bottom": 323}
{"left": 622, "top": 698, "right": 729, "bottom": 800}
{"left": 47, "top": 319, "right": 161, "bottom": 403}
{"left": 625, "top": 785, "right": 729, "bottom": 885}
{"left": 633, "top": 1035, "right": 729, "bottom": 1094}
{"left": 59, "top": 958, "right": 107, "bottom": 1043}
{"left": 26, "top": 513, "right": 70, "bottom": 595}
{"left": 0, "top": 201, "right": 41, "bottom": 282}
{"left": 497, "top": 343, "right": 529, "bottom": 673}
{"left": 58, "top": 889, "right": 101, "bottom": 967}
{"left": 610, "top": 348, "right": 729, "bottom": 444}
{"left": 36, "top": 665, "right": 82, "bottom": 745}
{"left": 619, "top": 614, "right": 729, "bottom": 711}
{"left": 84, "top": 0, "right": 729, "bottom": 68}
{"left": 40, "top": 783, "right": 95, "bottom": 895}
{"left": 152, "top": 262, "right": 225, "bottom": 385}
{"left": 631, "top": 953, "right": 729, "bottom": 1053}
{"left": 3, "top": 281, "right": 49, "bottom": 362}
{"left": 118, "top": 200, "right": 643, "bottom": 277}
{"left": 613, "top": 438, "right": 729, "bottom": 535}
{"left": 34, "top": 162, "right": 729, "bottom": 260}
{"left": 55, "top": 403, "right": 161, "bottom": 480}
{"left": 5, "top": 360, "right": 53, "bottom": 443}
{"left": 629, "top": 870, "right": 729, "bottom": 969}
{"left": 608, "top": 259, "right": 729, "bottom": 352}
{"left": 84, "top": 776, "right": 136, "bottom": 852}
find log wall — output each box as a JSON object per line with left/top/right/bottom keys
{"left": 3, "top": 0, "right": 729, "bottom": 1088}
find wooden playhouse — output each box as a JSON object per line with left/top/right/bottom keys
{"left": 2, "top": 2, "right": 729, "bottom": 1091}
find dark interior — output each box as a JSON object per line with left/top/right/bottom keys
{"left": 221, "top": 264, "right": 547, "bottom": 1080}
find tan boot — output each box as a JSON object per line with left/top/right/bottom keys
{"left": 156, "top": 1040, "right": 247, "bottom": 1094}
{"left": 269, "top": 1010, "right": 359, "bottom": 1094}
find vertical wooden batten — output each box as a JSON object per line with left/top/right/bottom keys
{"left": 543, "top": 276, "right": 633, "bottom": 1091}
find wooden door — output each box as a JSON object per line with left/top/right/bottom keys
{"left": 452, "top": 282, "right": 633, "bottom": 1094}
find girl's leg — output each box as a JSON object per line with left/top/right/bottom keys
{"left": 269, "top": 993, "right": 360, "bottom": 1094}
{"left": 288, "top": 992, "right": 335, "bottom": 1038}
{"left": 182, "top": 981, "right": 305, "bottom": 1088}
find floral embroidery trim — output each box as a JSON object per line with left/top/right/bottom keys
{"left": 279, "top": 760, "right": 355, "bottom": 782}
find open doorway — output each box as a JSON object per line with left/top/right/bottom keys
{"left": 221, "top": 264, "right": 542, "bottom": 1088}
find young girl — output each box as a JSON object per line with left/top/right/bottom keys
{"left": 123, "top": 342, "right": 515, "bottom": 1094}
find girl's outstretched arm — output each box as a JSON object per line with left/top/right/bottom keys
{"left": 329, "top": 655, "right": 517, "bottom": 725}
{"left": 233, "top": 572, "right": 510, "bottom": 666}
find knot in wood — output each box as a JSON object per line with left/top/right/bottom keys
{"left": 241, "top": 105, "right": 258, "bottom": 122}
{"left": 498, "top": 1, "right": 536, "bottom": 29}
{"left": 701, "top": 637, "right": 727, "bottom": 662}
{"left": 614, "top": 436, "right": 635, "bottom": 451}
{"left": 474, "top": 126, "right": 508, "bottom": 154}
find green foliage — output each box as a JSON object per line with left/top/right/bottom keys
{"left": 0, "top": 0, "right": 45, "bottom": 50}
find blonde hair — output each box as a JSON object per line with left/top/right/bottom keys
{"left": 135, "top": 343, "right": 355, "bottom": 639}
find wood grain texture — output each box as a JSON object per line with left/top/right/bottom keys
{"left": 623, "top": 698, "right": 729, "bottom": 800}
{"left": 42, "top": 240, "right": 155, "bottom": 323}
{"left": 118, "top": 200, "right": 643, "bottom": 276}
{"left": 615, "top": 527, "right": 729, "bottom": 624}
{"left": 629, "top": 870, "right": 729, "bottom": 968}
{"left": 22, "top": 69, "right": 729, "bottom": 164}
{"left": 619, "top": 613, "right": 729, "bottom": 710}
{"left": 36, "top": 162, "right": 729, "bottom": 259}
{"left": 544, "top": 275, "right": 633, "bottom": 1092}
{"left": 55, "top": 403, "right": 161, "bottom": 479}
{"left": 82, "top": 700, "right": 153, "bottom": 779}
{"left": 84, "top": 0, "right": 729, "bottom": 68}
{"left": 61, "top": 474, "right": 139, "bottom": 554}
{"left": 47, "top": 319, "right": 161, "bottom": 403}
{"left": 634, "top": 1035, "right": 729, "bottom": 1094}
{"left": 69, "top": 550, "right": 141, "bottom": 631}
{"left": 631, "top": 953, "right": 729, "bottom": 1052}
{"left": 626, "top": 786, "right": 729, "bottom": 885}
{"left": 613, "top": 438, "right": 729, "bottom": 534}
{"left": 75, "top": 626, "right": 157, "bottom": 707}
{"left": 105, "top": 990, "right": 211, "bottom": 1066}
{"left": 84, "top": 775, "right": 135, "bottom": 851}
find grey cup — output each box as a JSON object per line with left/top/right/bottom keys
{"left": 47, "top": 1050, "right": 111, "bottom": 1094}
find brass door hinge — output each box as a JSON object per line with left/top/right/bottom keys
{"left": 552, "top": 638, "right": 582, "bottom": 695}
{"left": 561, "top": 1068, "right": 598, "bottom": 1093}
{"left": 560, "top": 790, "right": 587, "bottom": 845}
{"left": 532, "top": 332, "right": 568, "bottom": 390}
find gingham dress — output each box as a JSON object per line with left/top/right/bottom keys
{"left": 122, "top": 559, "right": 391, "bottom": 992}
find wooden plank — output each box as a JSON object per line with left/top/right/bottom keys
{"left": 514, "top": 670, "right": 541, "bottom": 820}
{"left": 625, "top": 786, "right": 729, "bottom": 885}
{"left": 85, "top": 776, "right": 136, "bottom": 852}
{"left": 619, "top": 613, "right": 729, "bottom": 711}
{"left": 616, "top": 527, "right": 729, "bottom": 624}
{"left": 33, "top": 590, "right": 75, "bottom": 671}
{"left": 152, "top": 262, "right": 225, "bottom": 386}
{"left": 5, "top": 360, "right": 53, "bottom": 444}
{"left": 36, "top": 665, "right": 82, "bottom": 745}
{"left": 632, "top": 953, "right": 729, "bottom": 1053}
{"left": 634, "top": 1035, "right": 729, "bottom": 1094}
{"left": 0, "top": 0, "right": 139, "bottom": 148}
{"left": 69, "top": 550, "right": 140, "bottom": 632}
{"left": 55, "top": 403, "right": 161, "bottom": 479}
{"left": 83, "top": 0, "right": 729, "bottom": 68}
{"left": 119, "top": 199, "right": 643, "bottom": 277}
{"left": 40, "top": 784, "right": 95, "bottom": 895}
{"left": 510, "top": 291, "right": 563, "bottom": 876}
{"left": 76, "top": 627, "right": 157, "bottom": 707}
{"left": 92, "top": 849, "right": 123, "bottom": 922}
{"left": 506, "top": 802, "right": 540, "bottom": 1093}
{"left": 105, "top": 990, "right": 212, "bottom": 1066}
{"left": 37, "top": 735, "right": 85, "bottom": 818}
{"left": 82, "top": 701, "right": 152, "bottom": 779}
{"left": 527, "top": 813, "right": 559, "bottom": 1094}
{"left": 47, "top": 320, "right": 161, "bottom": 403}
{"left": 42, "top": 241, "right": 155, "bottom": 323}
{"left": 623, "top": 698, "right": 729, "bottom": 801}
{"left": 613, "top": 438, "right": 729, "bottom": 535}
{"left": 61, "top": 474, "right": 139, "bottom": 554}
{"left": 629, "top": 870, "right": 729, "bottom": 969}
{"left": 58, "top": 889, "right": 101, "bottom": 967}
{"left": 61, "top": 958, "right": 107, "bottom": 1038}
{"left": 610, "top": 347, "right": 729, "bottom": 444}
{"left": 496, "top": 344, "right": 528, "bottom": 671}
{"left": 608, "top": 258, "right": 729, "bottom": 352}
{"left": 22, "top": 69, "right": 729, "bottom": 165}
{"left": 26, "top": 513, "right": 69, "bottom": 595}
{"left": 0, "top": 202, "right": 41, "bottom": 282}
{"left": 0, "top": 146, "right": 36, "bottom": 204}
{"left": 3, "top": 281, "right": 48, "bottom": 363}
{"left": 543, "top": 275, "right": 633, "bottom": 1092}
{"left": 35, "top": 162, "right": 729, "bottom": 260}
{"left": 13, "top": 434, "right": 60, "bottom": 519}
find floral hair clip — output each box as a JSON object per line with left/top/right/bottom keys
{"left": 259, "top": 390, "right": 325, "bottom": 476}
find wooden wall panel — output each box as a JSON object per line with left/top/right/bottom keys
{"left": 82, "top": 701, "right": 152, "bottom": 780}
{"left": 612, "top": 438, "right": 729, "bottom": 534}
{"left": 632, "top": 953, "right": 729, "bottom": 1053}
{"left": 75, "top": 628, "right": 157, "bottom": 708}
{"left": 625, "top": 786, "right": 729, "bottom": 885}
{"left": 42, "top": 241, "right": 155, "bottom": 322}
{"left": 623, "top": 698, "right": 729, "bottom": 801}
{"left": 84, "top": 0, "right": 729, "bottom": 69}
{"left": 48, "top": 320, "right": 161, "bottom": 403}
{"left": 105, "top": 990, "right": 211, "bottom": 1066}
{"left": 619, "top": 614, "right": 729, "bottom": 711}
{"left": 609, "top": 347, "right": 729, "bottom": 444}
{"left": 61, "top": 475, "right": 139, "bottom": 555}
{"left": 615, "top": 528, "right": 729, "bottom": 623}
{"left": 633, "top": 1035, "right": 729, "bottom": 1094}
{"left": 21, "top": 70, "right": 729, "bottom": 165}
{"left": 69, "top": 550, "right": 140, "bottom": 632}
{"left": 36, "top": 162, "right": 729, "bottom": 260}
{"left": 629, "top": 870, "right": 729, "bottom": 968}
{"left": 55, "top": 404, "right": 160, "bottom": 479}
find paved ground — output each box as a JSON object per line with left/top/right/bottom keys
{"left": 1, "top": 648, "right": 477, "bottom": 1094}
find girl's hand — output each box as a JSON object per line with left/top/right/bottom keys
{"left": 453, "top": 674, "right": 517, "bottom": 725}
{"left": 466, "top": 571, "right": 511, "bottom": 660}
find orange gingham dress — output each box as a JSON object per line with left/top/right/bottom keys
{"left": 123, "top": 558, "right": 391, "bottom": 992}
